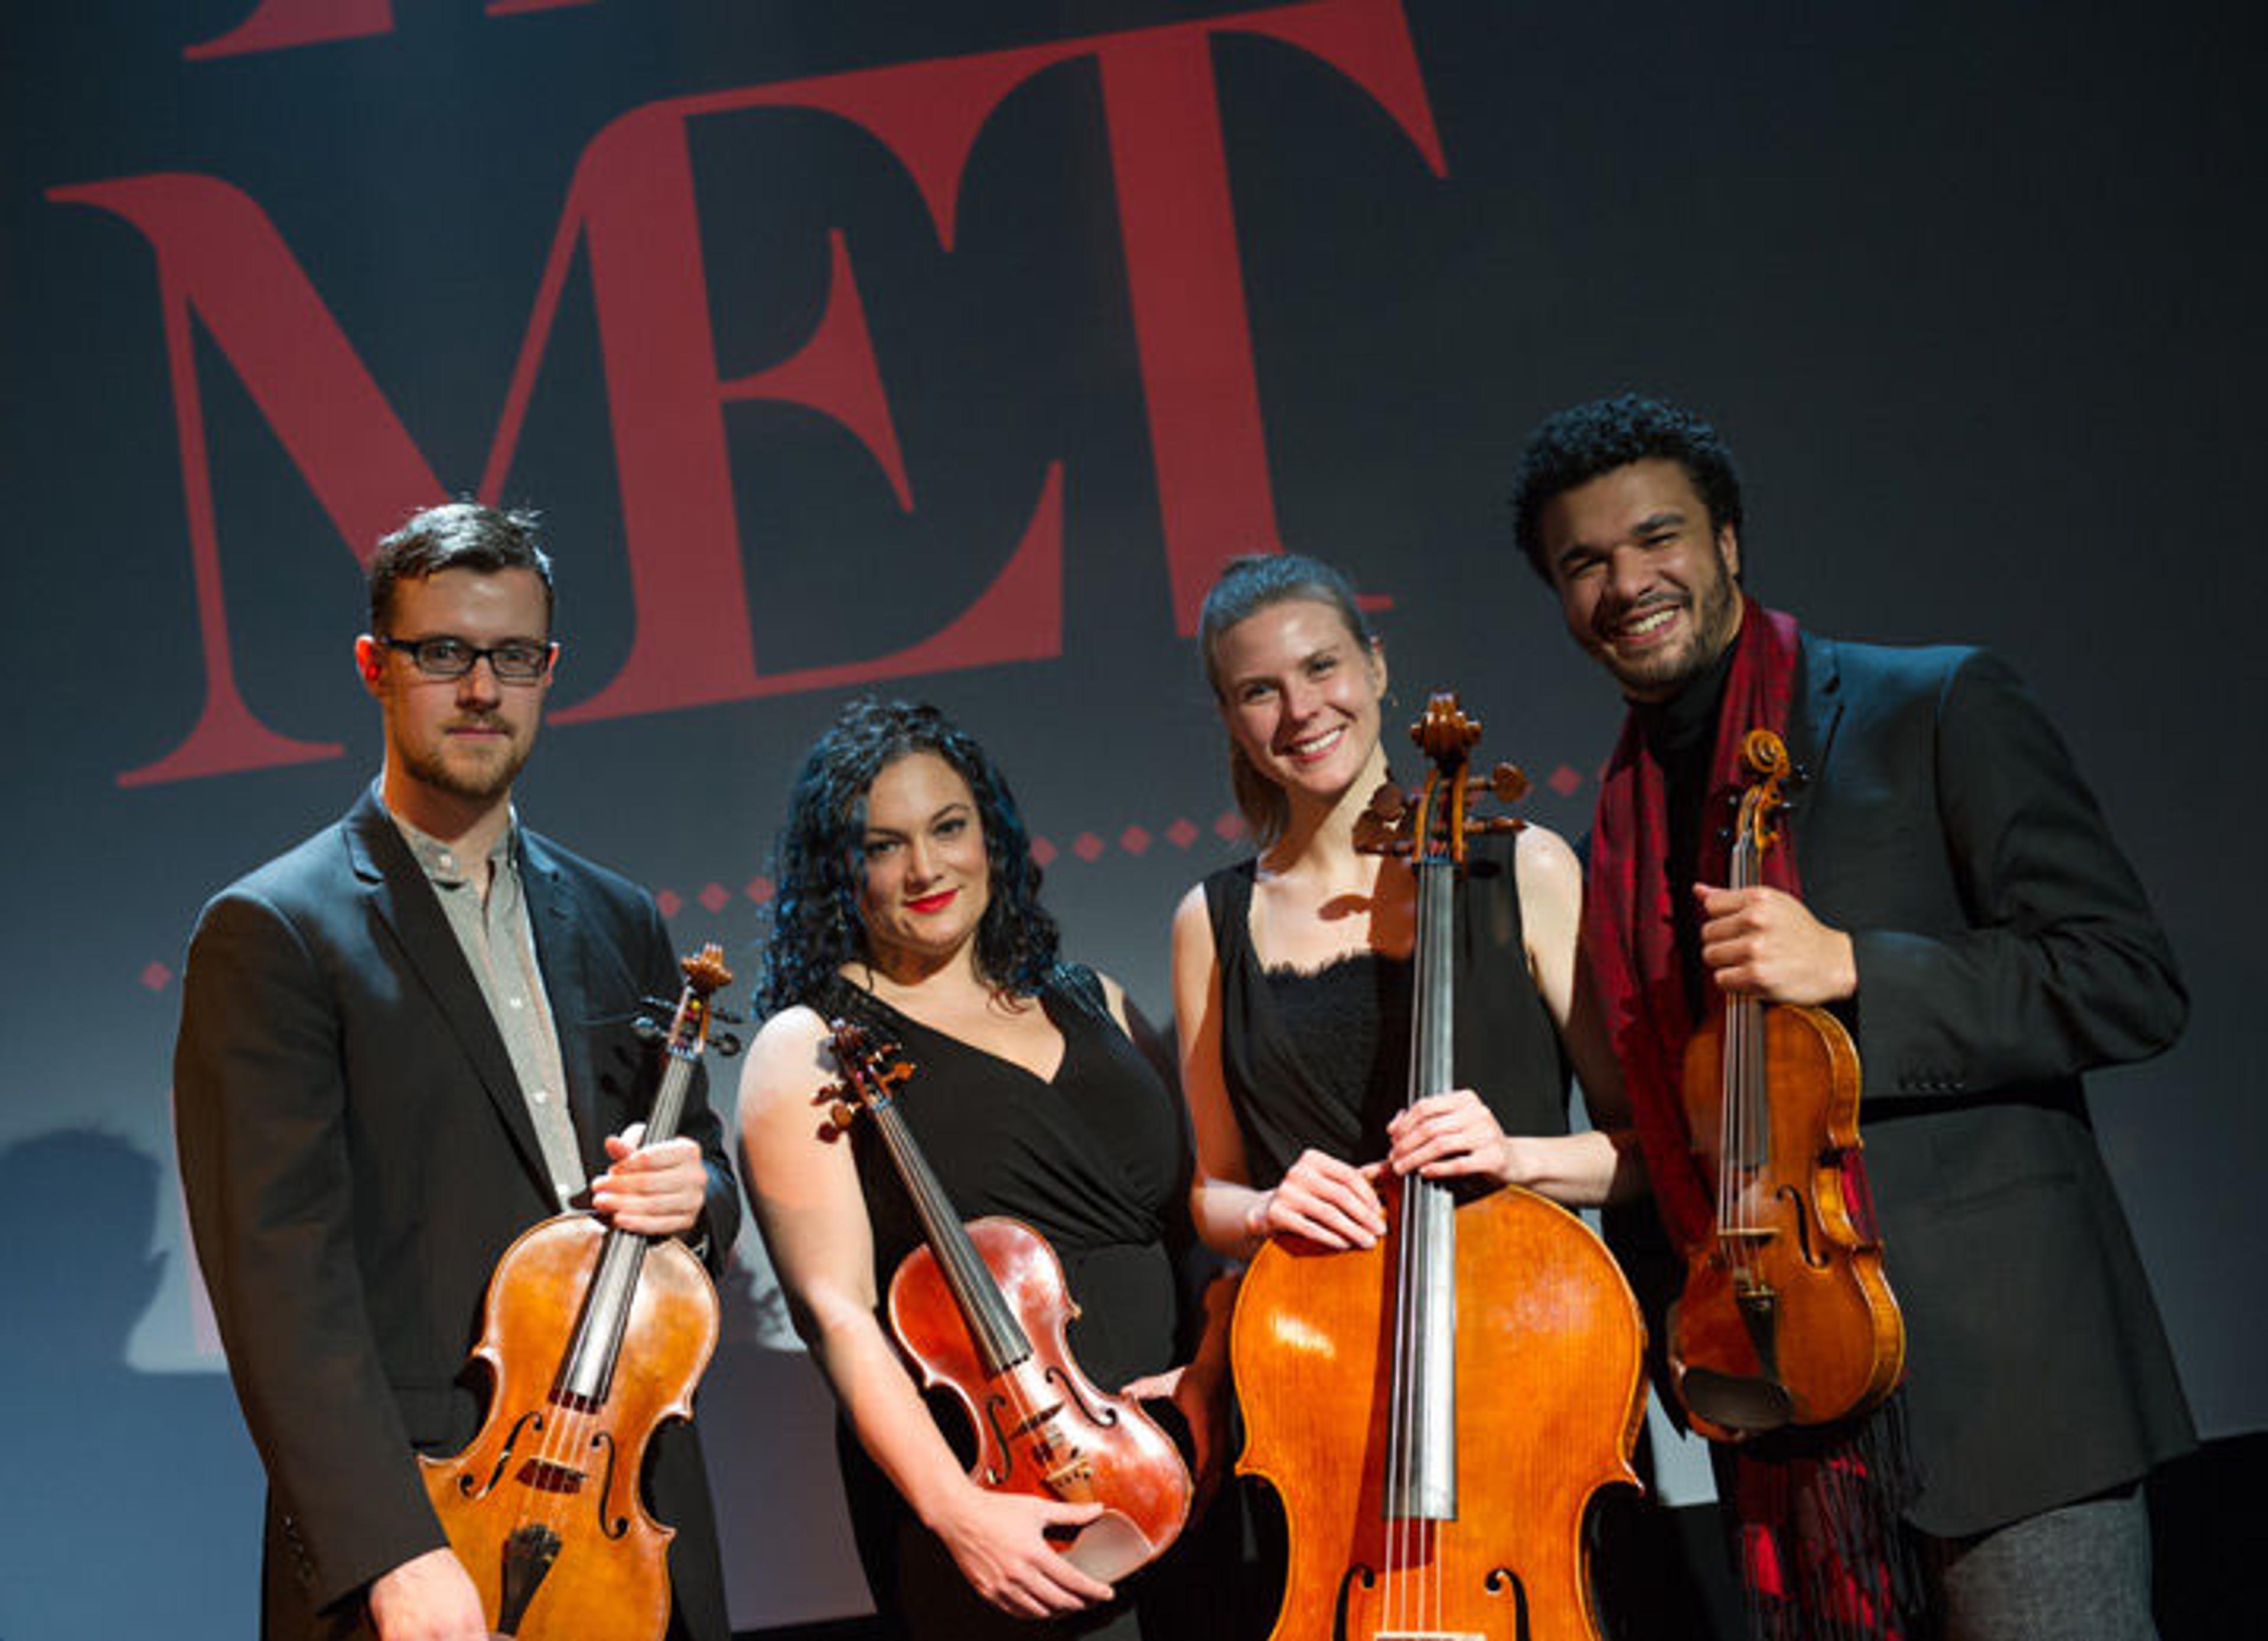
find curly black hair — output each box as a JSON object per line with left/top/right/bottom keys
{"left": 1507, "top": 393, "right": 1744, "bottom": 583}
{"left": 755, "top": 697, "right": 1060, "bottom": 1018}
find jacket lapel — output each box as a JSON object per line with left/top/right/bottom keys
{"left": 343, "top": 788, "right": 553, "bottom": 1195}
{"left": 1788, "top": 632, "right": 1846, "bottom": 871}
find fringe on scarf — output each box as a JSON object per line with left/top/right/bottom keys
{"left": 1722, "top": 1391, "right": 1932, "bottom": 1641}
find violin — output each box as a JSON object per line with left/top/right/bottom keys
{"left": 419, "top": 945, "right": 729, "bottom": 1639}
{"left": 823, "top": 1017, "right": 1193, "bottom": 1583}
{"left": 1231, "top": 693, "right": 1645, "bottom": 1641}
{"left": 1670, "top": 729, "right": 1905, "bottom": 1441}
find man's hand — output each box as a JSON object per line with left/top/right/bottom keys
{"left": 592, "top": 1123, "right": 708, "bottom": 1237}
{"left": 1694, "top": 883, "right": 1858, "bottom": 1004}
{"left": 367, "top": 1546, "right": 488, "bottom": 1641}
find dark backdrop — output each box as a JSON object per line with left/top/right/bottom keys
{"left": 4, "top": 2, "right": 2261, "bottom": 1634}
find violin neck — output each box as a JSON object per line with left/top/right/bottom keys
{"left": 553, "top": 1043, "right": 699, "bottom": 1410}
{"left": 1389, "top": 856, "right": 1458, "bottom": 1521}
{"left": 871, "top": 1099, "right": 1031, "bottom": 1376}
{"left": 1719, "top": 830, "right": 1770, "bottom": 1183}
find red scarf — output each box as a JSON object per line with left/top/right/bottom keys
{"left": 1582, "top": 599, "right": 1921, "bottom": 1641}
{"left": 1582, "top": 596, "right": 1804, "bottom": 1249}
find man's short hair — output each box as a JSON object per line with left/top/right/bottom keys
{"left": 1508, "top": 393, "right": 1744, "bottom": 582}
{"left": 369, "top": 502, "right": 555, "bottom": 632}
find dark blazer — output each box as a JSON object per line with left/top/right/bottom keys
{"left": 174, "top": 787, "right": 738, "bottom": 1639}
{"left": 1785, "top": 635, "right": 2194, "bottom": 1536}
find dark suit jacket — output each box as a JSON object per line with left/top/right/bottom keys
{"left": 174, "top": 787, "right": 739, "bottom": 1639}
{"left": 1784, "top": 635, "right": 2194, "bottom": 1536}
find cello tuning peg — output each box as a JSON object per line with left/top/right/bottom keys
{"left": 825, "top": 1100, "right": 858, "bottom": 1136}
{"left": 633, "top": 1014, "right": 666, "bottom": 1044}
{"left": 1486, "top": 762, "right": 1528, "bottom": 803}
{"left": 708, "top": 1029, "right": 743, "bottom": 1059}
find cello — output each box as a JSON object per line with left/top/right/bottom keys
{"left": 420, "top": 945, "right": 730, "bottom": 1639}
{"left": 822, "top": 1017, "right": 1193, "bottom": 1582}
{"left": 1669, "top": 728, "right": 1905, "bottom": 1441}
{"left": 1231, "top": 693, "right": 1646, "bottom": 1641}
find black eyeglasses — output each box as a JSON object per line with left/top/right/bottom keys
{"left": 377, "top": 635, "right": 557, "bottom": 683}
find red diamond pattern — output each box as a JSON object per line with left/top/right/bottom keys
{"left": 699, "top": 883, "right": 731, "bottom": 914}
{"left": 1213, "top": 810, "right": 1246, "bottom": 841}
{"left": 1031, "top": 836, "right": 1057, "bottom": 867}
{"left": 141, "top": 961, "right": 172, "bottom": 991}
{"left": 656, "top": 889, "right": 683, "bottom": 919}
{"left": 1549, "top": 764, "right": 1584, "bottom": 797}
{"left": 1166, "top": 818, "right": 1198, "bottom": 849}
{"left": 1119, "top": 825, "right": 1151, "bottom": 856}
{"left": 1073, "top": 831, "right": 1105, "bottom": 862}
{"left": 745, "top": 876, "right": 775, "bottom": 904}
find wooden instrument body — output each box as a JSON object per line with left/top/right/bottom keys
{"left": 1671, "top": 993, "right": 1904, "bottom": 1443}
{"left": 1234, "top": 1178, "right": 1645, "bottom": 1641}
{"left": 887, "top": 1214, "right": 1192, "bottom": 1581}
{"left": 418, "top": 942, "right": 730, "bottom": 1639}
{"left": 419, "top": 1212, "right": 719, "bottom": 1638}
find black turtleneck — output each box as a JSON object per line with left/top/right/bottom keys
{"left": 1631, "top": 640, "right": 1739, "bottom": 1023}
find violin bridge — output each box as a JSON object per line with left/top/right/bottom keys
{"left": 513, "top": 1456, "right": 588, "bottom": 1494}
{"left": 1044, "top": 1455, "right": 1097, "bottom": 1495}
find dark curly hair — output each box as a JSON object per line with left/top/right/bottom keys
{"left": 1194, "top": 553, "right": 1381, "bottom": 846}
{"left": 755, "top": 698, "right": 1060, "bottom": 1018}
{"left": 1507, "top": 393, "right": 1744, "bottom": 583}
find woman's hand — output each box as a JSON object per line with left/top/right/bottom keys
{"left": 1249, "top": 1148, "right": 1388, "bottom": 1249}
{"left": 926, "top": 1482, "right": 1115, "bottom": 1617}
{"left": 1386, "top": 1088, "right": 1513, "bottom": 1185}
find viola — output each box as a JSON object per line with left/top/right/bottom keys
{"left": 823, "top": 1017, "right": 1192, "bottom": 1582}
{"left": 419, "top": 945, "right": 729, "bottom": 1639}
{"left": 1231, "top": 693, "right": 1645, "bottom": 1641}
{"left": 1670, "top": 728, "right": 1905, "bottom": 1441}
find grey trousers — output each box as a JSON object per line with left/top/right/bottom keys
{"left": 1927, "top": 1486, "right": 2156, "bottom": 1641}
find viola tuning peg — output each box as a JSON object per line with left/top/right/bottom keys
{"left": 1488, "top": 762, "right": 1529, "bottom": 803}
{"left": 826, "top": 1100, "right": 858, "bottom": 1135}
{"left": 632, "top": 1015, "right": 666, "bottom": 1044}
{"left": 708, "top": 1030, "right": 743, "bottom": 1058}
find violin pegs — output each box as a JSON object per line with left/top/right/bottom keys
{"left": 826, "top": 1100, "right": 858, "bottom": 1135}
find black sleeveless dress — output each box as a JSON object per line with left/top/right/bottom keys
{"left": 1201, "top": 830, "right": 1570, "bottom": 1181}
{"left": 816, "top": 966, "right": 1195, "bottom": 1641}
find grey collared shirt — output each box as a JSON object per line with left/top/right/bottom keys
{"left": 391, "top": 805, "right": 587, "bottom": 1209}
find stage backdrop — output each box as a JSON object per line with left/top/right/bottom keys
{"left": 4, "top": 2, "right": 2262, "bottom": 1635}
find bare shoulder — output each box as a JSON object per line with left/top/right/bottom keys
{"left": 1171, "top": 880, "right": 1216, "bottom": 952}
{"left": 1513, "top": 821, "right": 1582, "bottom": 901}
{"left": 739, "top": 1004, "right": 838, "bottom": 1110}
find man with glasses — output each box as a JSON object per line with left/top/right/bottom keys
{"left": 174, "top": 503, "right": 738, "bottom": 1641}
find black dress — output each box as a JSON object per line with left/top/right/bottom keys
{"left": 1201, "top": 831, "right": 1571, "bottom": 1181}
{"left": 816, "top": 967, "right": 1198, "bottom": 1641}
{"left": 1201, "top": 834, "right": 1592, "bottom": 1637}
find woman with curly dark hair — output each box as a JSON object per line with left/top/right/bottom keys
{"left": 737, "top": 698, "right": 1228, "bottom": 1641}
